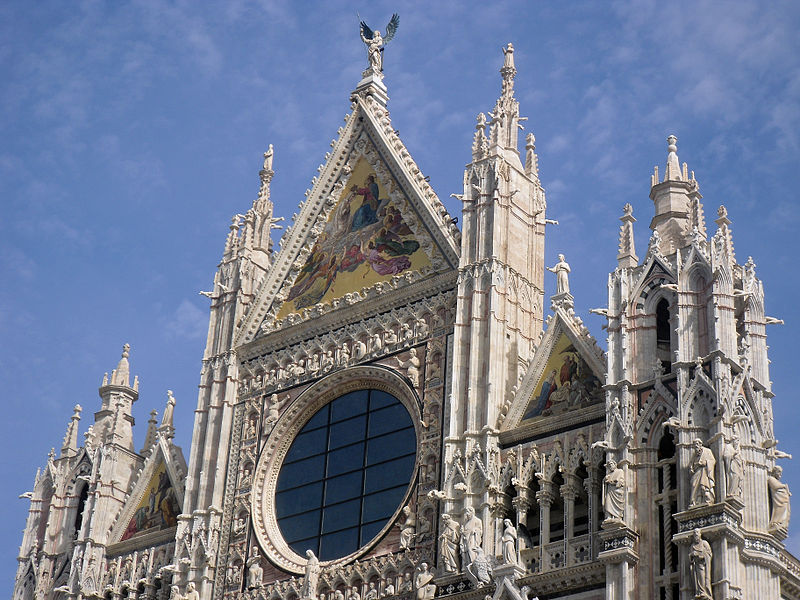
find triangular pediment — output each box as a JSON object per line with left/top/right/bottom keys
{"left": 237, "top": 91, "right": 460, "bottom": 345}
{"left": 503, "top": 309, "right": 606, "bottom": 430}
{"left": 108, "top": 437, "right": 185, "bottom": 547}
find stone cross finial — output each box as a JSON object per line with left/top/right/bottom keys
{"left": 664, "top": 134, "right": 682, "bottom": 181}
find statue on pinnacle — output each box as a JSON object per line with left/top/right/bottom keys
{"left": 359, "top": 13, "right": 399, "bottom": 76}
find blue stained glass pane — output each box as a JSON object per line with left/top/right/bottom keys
{"left": 321, "top": 499, "right": 361, "bottom": 533}
{"left": 366, "top": 428, "right": 416, "bottom": 465}
{"left": 329, "top": 416, "right": 366, "bottom": 449}
{"left": 284, "top": 427, "right": 328, "bottom": 463}
{"left": 288, "top": 537, "right": 319, "bottom": 559}
{"left": 280, "top": 510, "right": 321, "bottom": 543}
{"left": 324, "top": 471, "right": 363, "bottom": 506}
{"left": 319, "top": 528, "right": 358, "bottom": 561}
{"left": 303, "top": 405, "right": 330, "bottom": 431}
{"left": 369, "top": 390, "right": 397, "bottom": 410}
{"left": 368, "top": 404, "right": 413, "bottom": 437}
{"left": 362, "top": 486, "right": 407, "bottom": 523}
{"left": 276, "top": 482, "right": 324, "bottom": 517}
{"left": 360, "top": 519, "right": 386, "bottom": 545}
{"left": 364, "top": 454, "right": 416, "bottom": 494}
{"left": 277, "top": 454, "right": 325, "bottom": 490}
{"left": 331, "top": 390, "right": 368, "bottom": 422}
{"left": 326, "top": 442, "right": 364, "bottom": 477}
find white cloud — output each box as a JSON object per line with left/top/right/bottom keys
{"left": 164, "top": 299, "right": 208, "bottom": 341}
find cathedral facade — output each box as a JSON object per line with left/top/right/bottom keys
{"left": 14, "top": 37, "right": 800, "bottom": 600}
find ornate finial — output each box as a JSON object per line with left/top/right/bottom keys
{"left": 525, "top": 133, "right": 539, "bottom": 177}
{"left": 111, "top": 343, "right": 131, "bottom": 387}
{"left": 359, "top": 13, "right": 399, "bottom": 78}
{"left": 500, "top": 43, "right": 517, "bottom": 98}
{"left": 664, "top": 134, "right": 682, "bottom": 181}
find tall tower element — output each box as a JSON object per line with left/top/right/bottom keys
{"left": 448, "top": 43, "right": 547, "bottom": 462}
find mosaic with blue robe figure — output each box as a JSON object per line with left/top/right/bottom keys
{"left": 350, "top": 175, "right": 384, "bottom": 230}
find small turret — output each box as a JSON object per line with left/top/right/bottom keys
{"left": 649, "top": 135, "right": 703, "bottom": 254}
{"left": 140, "top": 409, "right": 158, "bottom": 456}
{"left": 95, "top": 343, "right": 139, "bottom": 452}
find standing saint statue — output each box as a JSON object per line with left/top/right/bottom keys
{"left": 689, "top": 529, "right": 713, "bottom": 600}
{"left": 460, "top": 507, "right": 483, "bottom": 566}
{"left": 547, "top": 254, "right": 571, "bottom": 295}
{"left": 301, "top": 550, "right": 320, "bottom": 600}
{"left": 689, "top": 439, "right": 716, "bottom": 507}
{"left": 438, "top": 514, "right": 460, "bottom": 573}
{"left": 768, "top": 465, "right": 792, "bottom": 530}
{"left": 501, "top": 519, "right": 518, "bottom": 565}
{"left": 602, "top": 459, "right": 625, "bottom": 524}
{"left": 723, "top": 436, "right": 744, "bottom": 498}
{"left": 359, "top": 14, "right": 399, "bottom": 75}
{"left": 246, "top": 547, "right": 263, "bottom": 589}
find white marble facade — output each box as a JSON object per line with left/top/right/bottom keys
{"left": 14, "top": 30, "right": 800, "bottom": 600}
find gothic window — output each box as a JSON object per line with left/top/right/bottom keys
{"left": 656, "top": 298, "right": 672, "bottom": 373}
{"left": 526, "top": 476, "right": 541, "bottom": 546}
{"left": 74, "top": 483, "right": 89, "bottom": 539}
{"left": 275, "top": 389, "right": 416, "bottom": 561}
{"left": 550, "top": 472, "right": 565, "bottom": 542}
{"left": 655, "top": 430, "right": 678, "bottom": 597}
{"left": 573, "top": 465, "right": 589, "bottom": 537}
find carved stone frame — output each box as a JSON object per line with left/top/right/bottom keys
{"left": 250, "top": 364, "right": 422, "bottom": 573}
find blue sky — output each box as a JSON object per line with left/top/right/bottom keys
{"left": 2, "top": 0, "right": 800, "bottom": 591}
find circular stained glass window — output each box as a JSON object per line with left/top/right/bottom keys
{"left": 275, "top": 389, "right": 417, "bottom": 561}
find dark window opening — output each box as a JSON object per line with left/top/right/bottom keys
{"left": 74, "top": 484, "right": 89, "bottom": 539}
{"left": 656, "top": 298, "right": 672, "bottom": 373}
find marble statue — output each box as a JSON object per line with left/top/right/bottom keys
{"left": 246, "top": 547, "right": 263, "bottom": 589}
{"left": 263, "top": 144, "right": 274, "bottom": 171}
{"left": 689, "top": 529, "right": 713, "bottom": 600}
{"left": 359, "top": 14, "right": 399, "bottom": 74}
{"left": 349, "top": 586, "right": 361, "bottom": 600}
{"left": 399, "top": 573, "right": 412, "bottom": 593}
{"left": 384, "top": 327, "right": 398, "bottom": 345}
{"left": 171, "top": 585, "right": 184, "bottom": 600}
{"left": 397, "top": 349, "right": 421, "bottom": 388}
{"left": 460, "top": 506, "right": 483, "bottom": 565}
{"left": 723, "top": 436, "right": 744, "bottom": 498}
{"left": 302, "top": 550, "right": 320, "bottom": 600}
{"left": 547, "top": 254, "right": 570, "bottom": 295}
{"left": 690, "top": 439, "right": 716, "bottom": 506}
{"left": 401, "top": 323, "right": 413, "bottom": 341}
{"left": 603, "top": 459, "right": 625, "bottom": 523}
{"left": 264, "top": 394, "right": 289, "bottom": 429}
{"left": 185, "top": 582, "right": 200, "bottom": 600}
{"left": 768, "top": 465, "right": 791, "bottom": 530}
{"left": 501, "top": 519, "right": 518, "bottom": 565}
{"left": 397, "top": 505, "right": 415, "bottom": 549}
{"left": 414, "top": 563, "right": 436, "bottom": 600}
{"left": 334, "top": 591, "right": 345, "bottom": 600}
{"left": 370, "top": 332, "right": 383, "bottom": 353}
{"left": 439, "top": 514, "right": 460, "bottom": 573}
{"left": 161, "top": 391, "right": 176, "bottom": 429}
{"left": 415, "top": 318, "right": 429, "bottom": 338}
{"left": 382, "top": 581, "right": 394, "bottom": 597}
{"left": 364, "top": 582, "right": 378, "bottom": 600}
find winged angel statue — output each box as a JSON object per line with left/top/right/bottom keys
{"left": 359, "top": 13, "right": 399, "bottom": 75}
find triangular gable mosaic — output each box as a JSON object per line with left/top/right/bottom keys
{"left": 520, "top": 331, "right": 603, "bottom": 422}
{"left": 236, "top": 92, "right": 460, "bottom": 345}
{"left": 120, "top": 460, "right": 180, "bottom": 542}
{"left": 276, "top": 156, "right": 432, "bottom": 317}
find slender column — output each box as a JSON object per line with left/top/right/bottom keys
{"left": 536, "top": 484, "right": 555, "bottom": 546}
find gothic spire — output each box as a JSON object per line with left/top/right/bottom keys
{"left": 489, "top": 43, "right": 523, "bottom": 163}
{"left": 60, "top": 404, "right": 82, "bottom": 457}
{"left": 617, "top": 203, "right": 638, "bottom": 268}
{"left": 140, "top": 409, "right": 158, "bottom": 457}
